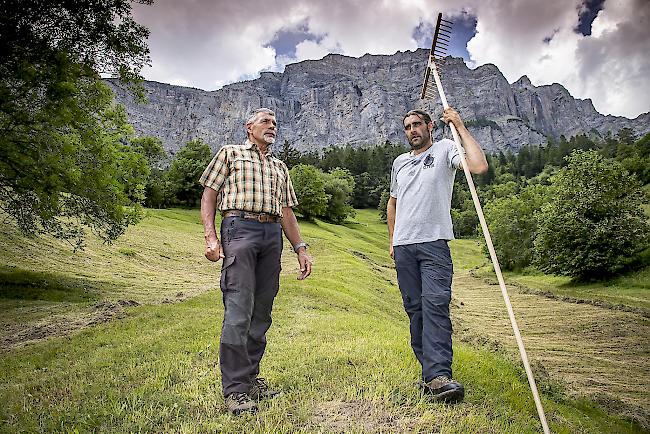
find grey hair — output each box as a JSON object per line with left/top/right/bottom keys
{"left": 246, "top": 107, "right": 275, "bottom": 125}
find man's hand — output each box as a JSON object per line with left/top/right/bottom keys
{"left": 296, "top": 249, "right": 312, "bottom": 280}
{"left": 441, "top": 107, "right": 466, "bottom": 131}
{"left": 205, "top": 238, "right": 224, "bottom": 262}
{"left": 390, "top": 244, "right": 394, "bottom": 259}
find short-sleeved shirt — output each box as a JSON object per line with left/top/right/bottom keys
{"left": 390, "top": 139, "right": 462, "bottom": 246}
{"left": 199, "top": 140, "right": 298, "bottom": 216}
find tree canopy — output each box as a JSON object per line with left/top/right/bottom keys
{"left": 534, "top": 150, "right": 649, "bottom": 280}
{"left": 0, "top": 0, "right": 153, "bottom": 248}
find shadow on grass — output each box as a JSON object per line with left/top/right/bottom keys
{"left": 0, "top": 266, "right": 101, "bottom": 303}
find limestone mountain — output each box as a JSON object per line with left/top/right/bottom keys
{"left": 107, "top": 48, "right": 650, "bottom": 156}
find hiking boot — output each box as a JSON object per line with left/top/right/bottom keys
{"left": 422, "top": 376, "right": 465, "bottom": 403}
{"left": 249, "top": 377, "right": 280, "bottom": 401}
{"left": 225, "top": 392, "right": 258, "bottom": 415}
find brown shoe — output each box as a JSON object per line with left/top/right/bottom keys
{"left": 249, "top": 377, "right": 280, "bottom": 401}
{"left": 422, "top": 376, "right": 465, "bottom": 403}
{"left": 225, "top": 392, "right": 258, "bottom": 415}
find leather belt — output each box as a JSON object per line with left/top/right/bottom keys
{"left": 222, "top": 210, "right": 282, "bottom": 223}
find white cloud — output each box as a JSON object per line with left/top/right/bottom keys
{"left": 132, "top": 0, "right": 649, "bottom": 118}
{"left": 464, "top": 0, "right": 650, "bottom": 118}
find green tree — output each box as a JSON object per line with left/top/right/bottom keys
{"left": 483, "top": 184, "right": 551, "bottom": 270}
{"left": 534, "top": 150, "right": 650, "bottom": 280}
{"left": 279, "top": 140, "right": 302, "bottom": 169}
{"left": 289, "top": 164, "right": 329, "bottom": 220}
{"left": 321, "top": 168, "right": 356, "bottom": 223}
{"left": 0, "top": 0, "right": 152, "bottom": 248}
{"left": 130, "top": 136, "right": 166, "bottom": 168}
{"left": 167, "top": 139, "right": 213, "bottom": 206}
{"left": 378, "top": 189, "right": 390, "bottom": 222}
{"left": 129, "top": 136, "right": 172, "bottom": 208}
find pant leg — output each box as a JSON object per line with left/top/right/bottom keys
{"left": 247, "top": 222, "right": 282, "bottom": 380}
{"left": 418, "top": 240, "right": 454, "bottom": 381}
{"left": 393, "top": 244, "right": 426, "bottom": 371}
{"left": 219, "top": 217, "right": 260, "bottom": 396}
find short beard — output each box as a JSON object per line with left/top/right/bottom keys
{"left": 409, "top": 135, "right": 430, "bottom": 151}
{"left": 263, "top": 135, "right": 276, "bottom": 145}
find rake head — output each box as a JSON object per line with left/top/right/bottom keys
{"left": 420, "top": 13, "right": 453, "bottom": 100}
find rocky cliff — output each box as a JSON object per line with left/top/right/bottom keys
{"left": 107, "top": 48, "right": 650, "bottom": 155}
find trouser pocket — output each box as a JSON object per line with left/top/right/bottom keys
{"left": 220, "top": 255, "right": 236, "bottom": 292}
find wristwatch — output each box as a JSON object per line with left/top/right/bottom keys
{"left": 293, "top": 242, "right": 309, "bottom": 253}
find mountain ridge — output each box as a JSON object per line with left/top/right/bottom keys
{"left": 107, "top": 48, "right": 650, "bottom": 155}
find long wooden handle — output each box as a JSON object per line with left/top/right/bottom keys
{"left": 429, "top": 59, "right": 551, "bottom": 434}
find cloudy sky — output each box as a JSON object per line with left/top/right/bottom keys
{"left": 132, "top": 0, "right": 649, "bottom": 119}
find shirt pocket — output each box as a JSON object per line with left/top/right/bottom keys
{"left": 231, "top": 157, "right": 261, "bottom": 184}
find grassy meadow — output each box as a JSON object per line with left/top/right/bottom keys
{"left": 0, "top": 209, "right": 648, "bottom": 433}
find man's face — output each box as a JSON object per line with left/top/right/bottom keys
{"left": 247, "top": 113, "right": 277, "bottom": 145}
{"left": 403, "top": 114, "right": 432, "bottom": 150}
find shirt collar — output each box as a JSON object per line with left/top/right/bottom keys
{"left": 244, "top": 139, "right": 271, "bottom": 157}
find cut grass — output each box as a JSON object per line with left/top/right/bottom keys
{"left": 0, "top": 209, "right": 647, "bottom": 433}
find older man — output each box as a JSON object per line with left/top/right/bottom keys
{"left": 200, "top": 108, "right": 312, "bottom": 415}
{"left": 387, "top": 107, "right": 487, "bottom": 403}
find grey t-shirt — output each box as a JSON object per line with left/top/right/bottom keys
{"left": 390, "top": 138, "right": 462, "bottom": 246}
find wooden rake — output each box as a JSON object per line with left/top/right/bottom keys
{"left": 421, "top": 12, "right": 551, "bottom": 434}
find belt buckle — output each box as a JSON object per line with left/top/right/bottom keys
{"left": 258, "top": 214, "right": 269, "bottom": 223}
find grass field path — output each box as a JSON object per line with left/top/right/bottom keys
{"left": 449, "top": 241, "right": 650, "bottom": 428}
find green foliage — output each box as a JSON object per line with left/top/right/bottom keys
{"left": 378, "top": 189, "right": 390, "bottom": 222}
{"left": 615, "top": 133, "right": 650, "bottom": 184}
{"left": 167, "top": 139, "right": 213, "bottom": 206}
{"left": 0, "top": 0, "right": 152, "bottom": 248}
{"left": 0, "top": 71, "right": 149, "bottom": 249}
{"left": 1, "top": 0, "right": 151, "bottom": 85}
{"left": 534, "top": 150, "right": 650, "bottom": 280}
{"left": 130, "top": 136, "right": 166, "bottom": 168}
{"left": 483, "top": 184, "right": 552, "bottom": 270}
{"left": 450, "top": 180, "right": 479, "bottom": 238}
{"left": 289, "top": 164, "right": 329, "bottom": 219}
{"left": 279, "top": 140, "right": 301, "bottom": 169}
{"left": 322, "top": 168, "right": 356, "bottom": 223}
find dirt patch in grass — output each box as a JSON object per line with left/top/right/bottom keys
{"left": 310, "top": 400, "right": 420, "bottom": 433}
{"left": 452, "top": 269, "right": 650, "bottom": 429}
{"left": 0, "top": 299, "right": 142, "bottom": 351}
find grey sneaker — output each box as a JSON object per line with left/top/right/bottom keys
{"left": 225, "top": 392, "right": 258, "bottom": 415}
{"left": 422, "top": 376, "right": 465, "bottom": 403}
{"left": 249, "top": 377, "right": 280, "bottom": 401}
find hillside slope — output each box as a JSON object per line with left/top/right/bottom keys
{"left": 0, "top": 210, "right": 646, "bottom": 433}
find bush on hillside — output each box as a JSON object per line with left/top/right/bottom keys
{"left": 483, "top": 183, "right": 551, "bottom": 270}
{"left": 534, "top": 150, "right": 650, "bottom": 280}
{"left": 289, "top": 164, "right": 329, "bottom": 219}
{"left": 322, "top": 168, "right": 356, "bottom": 223}
{"left": 167, "top": 139, "right": 213, "bottom": 206}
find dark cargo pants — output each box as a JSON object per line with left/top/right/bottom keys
{"left": 393, "top": 240, "right": 454, "bottom": 382}
{"left": 219, "top": 216, "right": 282, "bottom": 396}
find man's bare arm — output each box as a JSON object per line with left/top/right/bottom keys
{"left": 443, "top": 107, "right": 489, "bottom": 174}
{"left": 387, "top": 196, "right": 397, "bottom": 258}
{"left": 200, "top": 187, "right": 224, "bottom": 261}
{"left": 281, "top": 207, "right": 312, "bottom": 280}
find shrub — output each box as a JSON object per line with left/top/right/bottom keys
{"left": 534, "top": 150, "right": 650, "bottom": 280}
{"left": 289, "top": 164, "right": 329, "bottom": 219}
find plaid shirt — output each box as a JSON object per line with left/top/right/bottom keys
{"left": 199, "top": 140, "right": 298, "bottom": 216}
